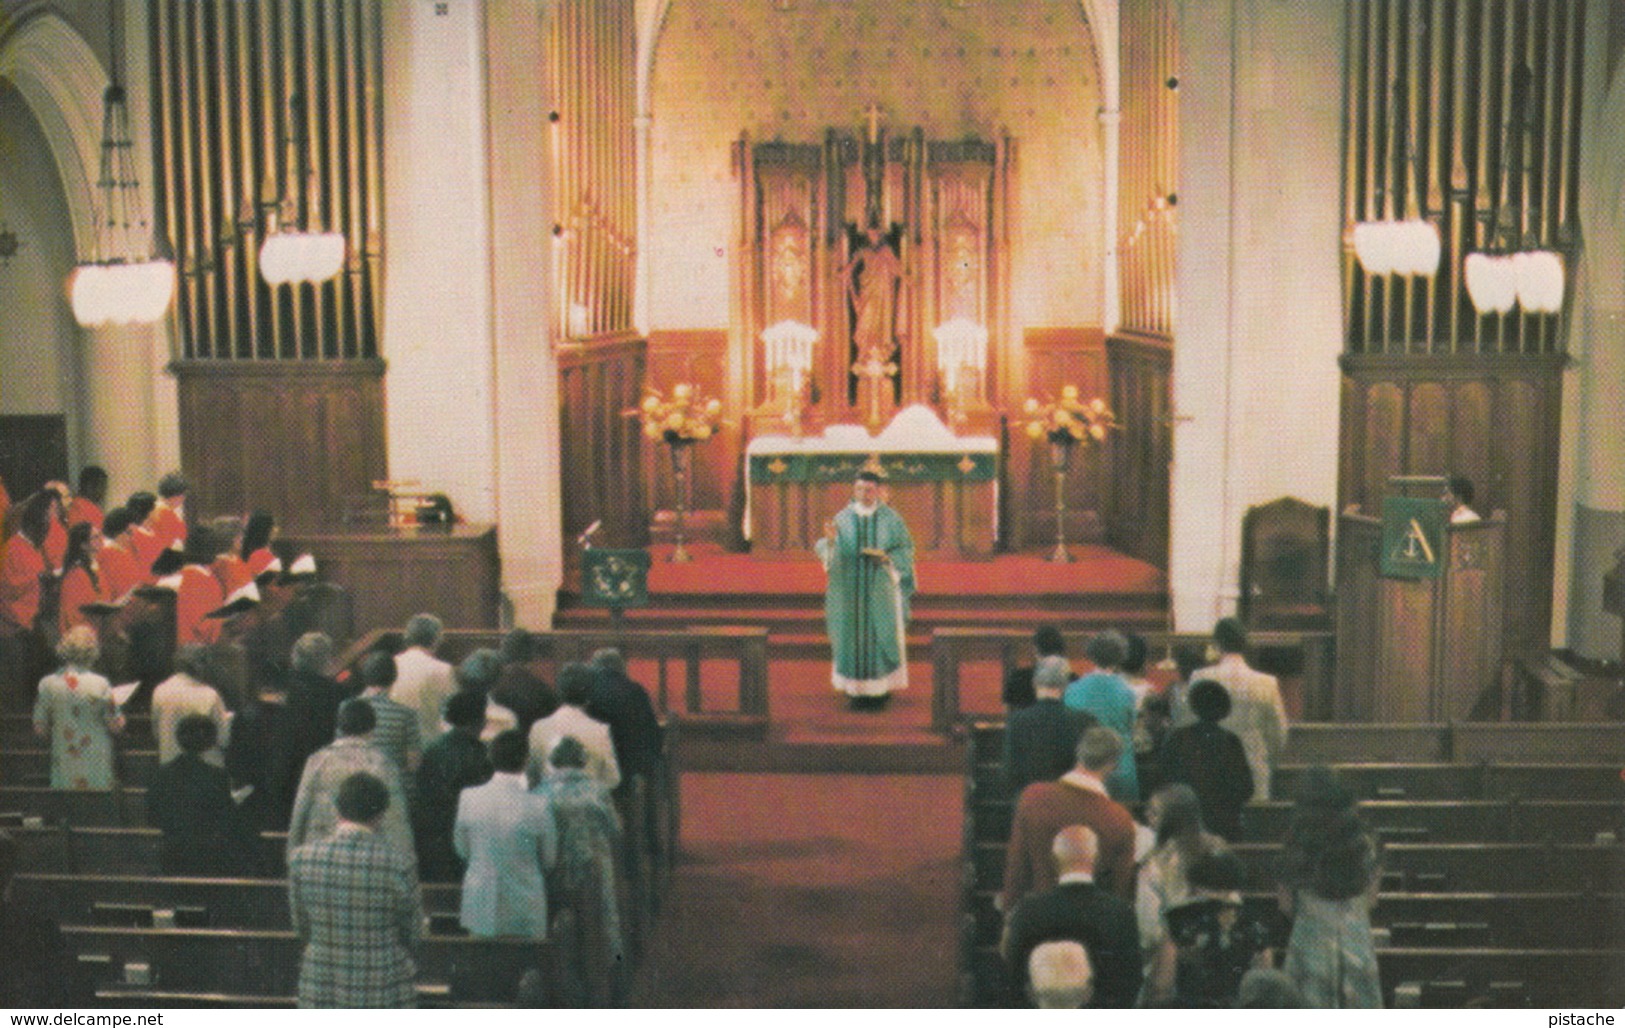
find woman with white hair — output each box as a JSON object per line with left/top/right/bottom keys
{"left": 32, "top": 626, "right": 124, "bottom": 789}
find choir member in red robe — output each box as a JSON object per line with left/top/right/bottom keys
{"left": 66, "top": 466, "right": 108, "bottom": 531}
{"left": 1, "top": 495, "right": 50, "bottom": 633}
{"left": 58, "top": 522, "right": 109, "bottom": 637}
{"left": 167, "top": 529, "right": 224, "bottom": 648}
{"left": 40, "top": 484, "right": 69, "bottom": 570}
{"left": 152, "top": 473, "right": 189, "bottom": 551}
{"left": 125, "top": 493, "right": 164, "bottom": 572}
{"left": 97, "top": 508, "right": 146, "bottom": 601}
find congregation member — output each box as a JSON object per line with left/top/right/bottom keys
{"left": 1002, "top": 654, "right": 1095, "bottom": 794}
{"left": 1131, "top": 693, "right": 1173, "bottom": 797}
{"left": 529, "top": 662, "right": 620, "bottom": 790}
{"left": 999, "top": 727, "right": 1137, "bottom": 912}
{"left": 1146, "top": 850, "right": 1273, "bottom": 1006}
{"left": 353, "top": 650, "right": 421, "bottom": 773}
{"left": 586, "top": 647, "right": 663, "bottom": 783}
{"left": 287, "top": 699, "right": 415, "bottom": 863}
{"left": 1237, "top": 968, "right": 1307, "bottom": 1008}
{"left": 0, "top": 831, "right": 82, "bottom": 1007}
{"left": 391, "top": 613, "right": 459, "bottom": 742}
{"left": 1120, "top": 632, "right": 1155, "bottom": 707}
{"left": 1002, "top": 825, "right": 1142, "bottom": 1008}
{"left": 151, "top": 473, "right": 190, "bottom": 550}
{"left": 1025, "top": 941, "right": 1093, "bottom": 1009}
{"left": 56, "top": 521, "right": 107, "bottom": 636}
{"left": 1135, "top": 784, "right": 1228, "bottom": 964}
{"left": 1001, "top": 625, "right": 1067, "bottom": 709}
{"left": 1196, "top": 618, "right": 1288, "bottom": 800}
{"left": 66, "top": 466, "right": 108, "bottom": 531}
{"left": 1275, "top": 767, "right": 1383, "bottom": 1008}
{"left": 1063, "top": 631, "right": 1140, "bottom": 803}
{"left": 532, "top": 736, "right": 625, "bottom": 979}
{"left": 148, "top": 714, "right": 253, "bottom": 876}
{"left": 459, "top": 647, "right": 521, "bottom": 740}
{"left": 32, "top": 626, "right": 123, "bottom": 790}
{"left": 491, "top": 629, "right": 558, "bottom": 732}
{"left": 455, "top": 730, "right": 558, "bottom": 939}
{"left": 1164, "top": 643, "right": 1209, "bottom": 729}
{"left": 1159, "top": 680, "right": 1254, "bottom": 840}
{"left": 288, "top": 772, "right": 422, "bottom": 1009}
{"left": 152, "top": 643, "right": 232, "bottom": 767}
{"left": 275, "top": 631, "right": 347, "bottom": 814}
{"left": 413, "top": 690, "right": 495, "bottom": 882}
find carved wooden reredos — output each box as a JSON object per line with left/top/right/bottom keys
{"left": 731, "top": 123, "right": 1013, "bottom": 434}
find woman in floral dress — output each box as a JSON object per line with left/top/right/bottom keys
{"left": 32, "top": 625, "right": 124, "bottom": 789}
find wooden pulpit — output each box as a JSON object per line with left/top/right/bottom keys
{"left": 1334, "top": 504, "right": 1506, "bottom": 722}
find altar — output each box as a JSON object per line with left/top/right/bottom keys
{"left": 745, "top": 406, "right": 998, "bottom": 559}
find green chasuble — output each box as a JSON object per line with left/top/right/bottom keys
{"left": 815, "top": 502, "right": 917, "bottom": 696}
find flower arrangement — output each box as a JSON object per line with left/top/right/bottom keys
{"left": 1022, "top": 385, "right": 1116, "bottom": 444}
{"left": 628, "top": 383, "right": 724, "bottom": 443}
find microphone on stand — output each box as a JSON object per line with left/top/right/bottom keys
{"left": 577, "top": 520, "right": 602, "bottom": 551}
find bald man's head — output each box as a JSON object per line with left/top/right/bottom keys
{"left": 1051, "top": 824, "right": 1099, "bottom": 877}
{"left": 1028, "top": 940, "right": 1093, "bottom": 1008}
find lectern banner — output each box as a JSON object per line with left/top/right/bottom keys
{"left": 1380, "top": 496, "right": 1445, "bottom": 580}
{"left": 582, "top": 548, "right": 652, "bottom": 607}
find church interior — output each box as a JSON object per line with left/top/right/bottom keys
{"left": 0, "top": 0, "right": 1623, "bottom": 1009}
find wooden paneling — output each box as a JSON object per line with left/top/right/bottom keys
{"left": 1105, "top": 332, "right": 1172, "bottom": 569}
{"left": 172, "top": 361, "right": 385, "bottom": 532}
{"left": 0, "top": 416, "right": 69, "bottom": 502}
{"left": 645, "top": 330, "right": 732, "bottom": 518}
{"left": 1338, "top": 354, "right": 1564, "bottom": 657}
{"left": 281, "top": 524, "right": 499, "bottom": 632}
{"left": 557, "top": 335, "right": 647, "bottom": 548}
{"left": 1011, "top": 327, "right": 1107, "bottom": 551}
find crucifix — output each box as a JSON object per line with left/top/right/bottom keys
{"left": 860, "top": 103, "right": 887, "bottom": 230}
{"left": 852, "top": 346, "right": 898, "bottom": 431}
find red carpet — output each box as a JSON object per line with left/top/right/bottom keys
{"left": 635, "top": 772, "right": 963, "bottom": 1007}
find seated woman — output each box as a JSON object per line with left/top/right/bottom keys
{"left": 32, "top": 626, "right": 124, "bottom": 790}
{"left": 148, "top": 714, "right": 254, "bottom": 876}
{"left": 532, "top": 736, "right": 624, "bottom": 977}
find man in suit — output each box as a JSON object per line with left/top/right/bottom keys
{"left": 148, "top": 714, "right": 255, "bottom": 876}
{"left": 288, "top": 699, "right": 415, "bottom": 866}
{"left": 528, "top": 663, "right": 620, "bottom": 790}
{"left": 454, "top": 730, "right": 557, "bottom": 939}
{"left": 999, "top": 727, "right": 1137, "bottom": 912}
{"left": 1003, "top": 825, "right": 1142, "bottom": 1007}
{"left": 413, "top": 690, "right": 495, "bottom": 882}
{"left": 390, "top": 614, "right": 458, "bottom": 742}
{"left": 586, "top": 647, "right": 663, "bottom": 782}
{"left": 1002, "top": 625, "right": 1067, "bottom": 709}
{"left": 1002, "top": 655, "right": 1096, "bottom": 795}
{"left": 1195, "top": 617, "right": 1289, "bottom": 799}
{"left": 288, "top": 772, "right": 422, "bottom": 1008}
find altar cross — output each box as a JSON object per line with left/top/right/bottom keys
{"left": 862, "top": 103, "right": 886, "bottom": 145}
{"left": 852, "top": 346, "right": 898, "bottom": 431}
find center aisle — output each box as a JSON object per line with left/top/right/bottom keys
{"left": 634, "top": 772, "right": 964, "bottom": 1007}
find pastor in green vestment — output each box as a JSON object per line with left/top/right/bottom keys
{"left": 815, "top": 471, "right": 916, "bottom": 698}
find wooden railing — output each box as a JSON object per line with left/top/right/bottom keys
{"left": 928, "top": 627, "right": 1334, "bottom": 734}
{"left": 341, "top": 626, "right": 770, "bottom": 725}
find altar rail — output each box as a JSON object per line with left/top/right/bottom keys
{"left": 341, "top": 626, "right": 770, "bottom": 727}
{"left": 927, "top": 626, "right": 1334, "bottom": 734}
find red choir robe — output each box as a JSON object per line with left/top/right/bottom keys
{"left": 151, "top": 503, "right": 187, "bottom": 551}
{"left": 99, "top": 542, "right": 145, "bottom": 601}
{"left": 174, "top": 564, "right": 223, "bottom": 647}
{"left": 131, "top": 525, "right": 165, "bottom": 574}
{"left": 213, "top": 554, "right": 249, "bottom": 597}
{"left": 0, "top": 535, "right": 45, "bottom": 631}
{"left": 59, "top": 564, "right": 108, "bottom": 636}
{"left": 66, "top": 497, "right": 104, "bottom": 531}
{"left": 42, "top": 516, "right": 67, "bottom": 569}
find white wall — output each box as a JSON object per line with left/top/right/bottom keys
{"left": 381, "top": 0, "right": 498, "bottom": 524}
{"left": 1170, "top": 0, "right": 1345, "bottom": 630}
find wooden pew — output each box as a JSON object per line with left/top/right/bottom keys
{"left": 1379, "top": 947, "right": 1625, "bottom": 1007}
{"left": 64, "top": 925, "right": 552, "bottom": 1004}
{"left": 13, "top": 874, "right": 461, "bottom": 931}
{"left": 0, "top": 786, "right": 142, "bottom": 827}
{"left": 0, "top": 749, "right": 161, "bottom": 789}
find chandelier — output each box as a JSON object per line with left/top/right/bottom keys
{"left": 255, "top": 93, "right": 346, "bottom": 286}
{"left": 70, "top": 80, "right": 175, "bottom": 327}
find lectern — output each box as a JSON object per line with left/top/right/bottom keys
{"left": 1334, "top": 483, "right": 1505, "bottom": 722}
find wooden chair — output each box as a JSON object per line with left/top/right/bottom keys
{"left": 1238, "top": 496, "right": 1331, "bottom": 631}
